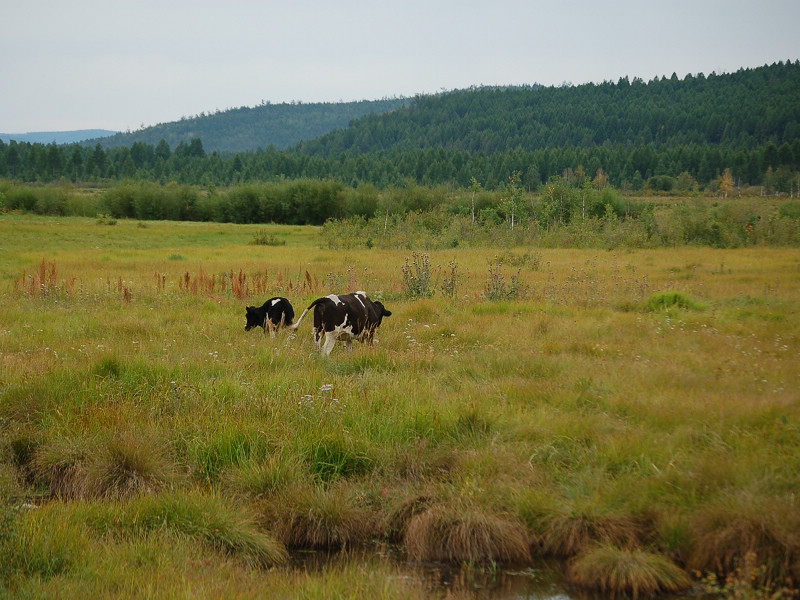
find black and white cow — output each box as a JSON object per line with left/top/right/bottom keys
{"left": 289, "top": 291, "right": 391, "bottom": 355}
{"left": 244, "top": 297, "right": 295, "bottom": 337}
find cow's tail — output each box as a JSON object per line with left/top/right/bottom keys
{"left": 287, "top": 308, "right": 310, "bottom": 331}
{"left": 286, "top": 298, "right": 324, "bottom": 331}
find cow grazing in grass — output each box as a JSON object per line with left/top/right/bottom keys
{"left": 289, "top": 291, "right": 391, "bottom": 355}
{"left": 245, "top": 297, "right": 295, "bottom": 337}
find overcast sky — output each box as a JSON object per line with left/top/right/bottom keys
{"left": 2, "top": 0, "right": 799, "bottom": 133}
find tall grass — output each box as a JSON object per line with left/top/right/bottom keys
{"left": 1, "top": 215, "right": 799, "bottom": 597}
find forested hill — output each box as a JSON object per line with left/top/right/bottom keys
{"left": 3, "top": 61, "right": 799, "bottom": 192}
{"left": 91, "top": 98, "right": 408, "bottom": 153}
{"left": 297, "top": 62, "right": 800, "bottom": 156}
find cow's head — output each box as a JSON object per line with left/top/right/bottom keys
{"left": 373, "top": 301, "right": 392, "bottom": 325}
{"left": 244, "top": 306, "right": 263, "bottom": 331}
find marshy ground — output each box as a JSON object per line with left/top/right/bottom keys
{"left": 1, "top": 214, "right": 798, "bottom": 598}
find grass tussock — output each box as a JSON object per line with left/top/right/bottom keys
{"left": 33, "top": 428, "right": 176, "bottom": 500}
{"left": 264, "top": 483, "right": 377, "bottom": 549}
{"left": 530, "top": 504, "right": 651, "bottom": 557}
{"left": 689, "top": 494, "right": 800, "bottom": 585}
{"left": 403, "top": 501, "right": 531, "bottom": 564}
{"left": 31, "top": 433, "right": 92, "bottom": 499}
{"left": 85, "top": 430, "right": 177, "bottom": 499}
{"left": 384, "top": 493, "right": 436, "bottom": 542}
{"left": 568, "top": 545, "right": 692, "bottom": 598}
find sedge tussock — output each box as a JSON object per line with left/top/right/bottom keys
{"left": 31, "top": 433, "right": 93, "bottom": 500}
{"left": 403, "top": 502, "right": 531, "bottom": 564}
{"left": 264, "top": 483, "right": 377, "bottom": 549}
{"left": 85, "top": 429, "right": 177, "bottom": 499}
{"left": 531, "top": 505, "right": 650, "bottom": 557}
{"left": 688, "top": 494, "right": 800, "bottom": 584}
{"left": 32, "top": 428, "right": 176, "bottom": 500}
{"left": 384, "top": 493, "right": 436, "bottom": 542}
{"left": 568, "top": 545, "right": 692, "bottom": 598}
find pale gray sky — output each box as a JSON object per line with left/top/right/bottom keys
{"left": 2, "top": 0, "right": 799, "bottom": 133}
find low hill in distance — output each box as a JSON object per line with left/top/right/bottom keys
{"left": 0, "top": 129, "right": 117, "bottom": 145}
{"left": 87, "top": 98, "right": 408, "bottom": 153}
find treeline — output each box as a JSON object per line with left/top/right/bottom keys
{"left": 1, "top": 136, "right": 798, "bottom": 194}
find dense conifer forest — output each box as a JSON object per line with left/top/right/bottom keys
{"left": 0, "top": 61, "right": 798, "bottom": 195}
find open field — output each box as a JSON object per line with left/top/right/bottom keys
{"left": 1, "top": 214, "right": 799, "bottom": 598}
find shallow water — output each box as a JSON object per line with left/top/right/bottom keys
{"left": 292, "top": 548, "right": 582, "bottom": 599}
{"left": 290, "top": 548, "right": 701, "bottom": 599}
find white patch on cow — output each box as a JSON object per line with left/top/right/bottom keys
{"left": 326, "top": 294, "right": 344, "bottom": 305}
{"left": 319, "top": 313, "right": 355, "bottom": 355}
{"left": 270, "top": 298, "right": 281, "bottom": 307}
{"left": 321, "top": 332, "right": 338, "bottom": 355}
{"left": 353, "top": 293, "right": 366, "bottom": 308}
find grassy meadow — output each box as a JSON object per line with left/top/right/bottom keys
{"left": 1, "top": 213, "right": 799, "bottom": 598}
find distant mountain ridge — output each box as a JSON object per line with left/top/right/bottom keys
{"left": 0, "top": 129, "right": 117, "bottom": 145}
{"left": 87, "top": 98, "right": 409, "bottom": 153}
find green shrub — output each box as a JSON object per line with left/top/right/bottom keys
{"left": 250, "top": 229, "right": 286, "bottom": 246}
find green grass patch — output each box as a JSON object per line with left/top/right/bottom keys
{"left": 644, "top": 291, "right": 707, "bottom": 311}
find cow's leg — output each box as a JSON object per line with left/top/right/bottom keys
{"left": 344, "top": 339, "right": 353, "bottom": 352}
{"left": 313, "top": 327, "right": 322, "bottom": 352}
{"left": 321, "top": 332, "right": 337, "bottom": 355}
